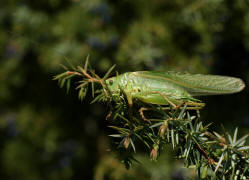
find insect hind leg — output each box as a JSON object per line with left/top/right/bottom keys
{"left": 150, "top": 91, "right": 205, "bottom": 110}
{"left": 185, "top": 101, "right": 205, "bottom": 109}
{"left": 151, "top": 91, "right": 178, "bottom": 108}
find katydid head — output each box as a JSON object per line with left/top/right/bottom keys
{"left": 106, "top": 73, "right": 129, "bottom": 95}
{"left": 106, "top": 76, "right": 122, "bottom": 94}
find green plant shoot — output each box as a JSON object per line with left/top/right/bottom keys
{"left": 106, "top": 71, "right": 245, "bottom": 108}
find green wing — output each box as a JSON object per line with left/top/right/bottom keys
{"left": 135, "top": 71, "right": 245, "bottom": 96}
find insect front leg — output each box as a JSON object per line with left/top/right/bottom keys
{"left": 125, "top": 92, "right": 134, "bottom": 120}
{"left": 105, "top": 102, "right": 113, "bottom": 120}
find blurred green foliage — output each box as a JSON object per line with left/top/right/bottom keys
{"left": 0, "top": 0, "right": 249, "bottom": 179}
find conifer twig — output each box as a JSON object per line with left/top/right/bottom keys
{"left": 54, "top": 58, "right": 249, "bottom": 179}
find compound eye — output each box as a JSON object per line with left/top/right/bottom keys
{"left": 134, "top": 87, "right": 141, "bottom": 92}
{"left": 109, "top": 79, "right": 113, "bottom": 85}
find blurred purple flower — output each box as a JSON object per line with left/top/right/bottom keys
{"left": 5, "top": 115, "right": 19, "bottom": 137}
{"left": 89, "top": 3, "right": 111, "bottom": 23}
{"left": 87, "top": 37, "right": 106, "bottom": 51}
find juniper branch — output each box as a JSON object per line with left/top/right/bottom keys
{"left": 54, "top": 59, "right": 249, "bottom": 179}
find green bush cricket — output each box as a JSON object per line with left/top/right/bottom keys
{"left": 55, "top": 60, "right": 245, "bottom": 121}
{"left": 106, "top": 71, "right": 245, "bottom": 110}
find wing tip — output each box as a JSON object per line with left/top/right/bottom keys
{"left": 236, "top": 78, "right": 246, "bottom": 93}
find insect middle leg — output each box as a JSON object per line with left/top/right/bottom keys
{"left": 174, "top": 101, "right": 185, "bottom": 110}
{"left": 138, "top": 107, "right": 151, "bottom": 124}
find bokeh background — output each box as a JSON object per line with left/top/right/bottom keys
{"left": 0, "top": 0, "right": 249, "bottom": 179}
